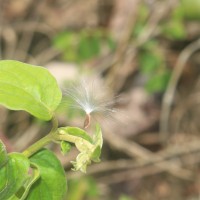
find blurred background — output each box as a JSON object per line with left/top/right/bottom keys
{"left": 0, "top": 0, "right": 200, "bottom": 199}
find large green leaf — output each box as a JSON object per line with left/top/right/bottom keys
{"left": 9, "top": 163, "right": 40, "bottom": 200}
{"left": 0, "top": 153, "right": 30, "bottom": 200}
{"left": 0, "top": 60, "right": 62, "bottom": 120}
{"left": 26, "top": 149, "right": 67, "bottom": 200}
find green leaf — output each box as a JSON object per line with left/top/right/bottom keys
{"left": 181, "top": 0, "right": 200, "bottom": 20}
{"left": 93, "top": 124, "right": 103, "bottom": 148}
{"left": 53, "top": 31, "right": 75, "bottom": 51}
{"left": 70, "top": 125, "right": 103, "bottom": 172}
{"left": 71, "top": 153, "right": 91, "bottom": 173}
{"left": 78, "top": 34, "right": 95, "bottom": 61}
{"left": 0, "top": 140, "right": 8, "bottom": 168}
{"left": 0, "top": 60, "right": 62, "bottom": 121}
{"left": 60, "top": 141, "right": 72, "bottom": 155}
{"left": 12, "top": 163, "right": 40, "bottom": 200}
{"left": 58, "top": 126, "right": 103, "bottom": 173}
{"left": 77, "top": 31, "right": 102, "bottom": 62}
{"left": 145, "top": 71, "right": 171, "bottom": 93}
{"left": 53, "top": 30, "right": 114, "bottom": 63}
{"left": 59, "top": 127, "right": 93, "bottom": 144}
{"left": 139, "top": 51, "right": 162, "bottom": 74}
{"left": 72, "top": 124, "right": 102, "bottom": 172}
{"left": 162, "top": 20, "right": 187, "bottom": 40}
{"left": 26, "top": 149, "right": 67, "bottom": 200}
{"left": 53, "top": 31, "right": 78, "bottom": 62}
{"left": 0, "top": 153, "right": 30, "bottom": 200}
{"left": 91, "top": 124, "right": 103, "bottom": 162}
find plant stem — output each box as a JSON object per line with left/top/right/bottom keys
{"left": 22, "top": 133, "right": 54, "bottom": 157}
{"left": 22, "top": 116, "right": 94, "bottom": 157}
{"left": 22, "top": 117, "right": 59, "bottom": 157}
{"left": 51, "top": 115, "right": 58, "bottom": 134}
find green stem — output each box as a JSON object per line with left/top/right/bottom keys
{"left": 22, "top": 133, "right": 54, "bottom": 157}
{"left": 22, "top": 116, "right": 58, "bottom": 157}
{"left": 51, "top": 115, "right": 58, "bottom": 134}
{"left": 22, "top": 117, "right": 93, "bottom": 157}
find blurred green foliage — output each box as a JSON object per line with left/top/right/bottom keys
{"left": 119, "top": 194, "right": 136, "bottom": 200}
{"left": 138, "top": 41, "right": 171, "bottom": 93}
{"left": 53, "top": 0, "right": 200, "bottom": 199}
{"left": 180, "top": 0, "right": 200, "bottom": 20}
{"left": 161, "top": 3, "right": 187, "bottom": 40}
{"left": 66, "top": 177, "right": 99, "bottom": 200}
{"left": 132, "top": 1, "right": 198, "bottom": 93}
{"left": 53, "top": 29, "right": 116, "bottom": 63}
{"left": 67, "top": 178, "right": 136, "bottom": 200}
{"left": 52, "top": 0, "right": 200, "bottom": 96}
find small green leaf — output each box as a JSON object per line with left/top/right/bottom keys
{"left": 79, "top": 33, "right": 101, "bottom": 60}
{"left": 162, "top": 20, "right": 187, "bottom": 40}
{"left": 71, "top": 153, "right": 91, "bottom": 173}
{"left": 59, "top": 127, "right": 93, "bottom": 144}
{"left": 0, "top": 60, "right": 62, "bottom": 120}
{"left": 91, "top": 146, "right": 101, "bottom": 163}
{"left": 53, "top": 31, "right": 75, "bottom": 51}
{"left": 53, "top": 30, "right": 115, "bottom": 63}
{"left": 78, "top": 35, "right": 95, "bottom": 61}
{"left": 145, "top": 71, "right": 171, "bottom": 93}
{"left": 60, "top": 141, "right": 72, "bottom": 155}
{"left": 93, "top": 124, "right": 103, "bottom": 148}
{"left": 26, "top": 149, "right": 67, "bottom": 200}
{"left": 139, "top": 51, "right": 162, "bottom": 73}
{"left": 0, "top": 140, "right": 8, "bottom": 168}
{"left": 53, "top": 31, "right": 78, "bottom": 62}
{"left": 91, "top": 125, "right": 103, "bottom": 162}
{"left": 71, "top": 125, "right": 103, "bottom": 172}
{"left": 0, "top": 153, "right": 30, "bottom": 200}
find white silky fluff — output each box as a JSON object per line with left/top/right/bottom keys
{"left": 63, "top": 76, "right": 117, "bottom": 118}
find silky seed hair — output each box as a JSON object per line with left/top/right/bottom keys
{"left": 62, "top": 76, "right": 117, "bottom": 128}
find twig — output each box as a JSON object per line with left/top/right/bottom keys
{"left": 0, "top": 0, "right": 7, "bottom": 59}
{"left": 160, "top": 38, "right": 200, "bottom": 142}
{"left": 67, "top": 138, "right": 200, "bottom": 182}
{"left": 1, "top": 26, "right": 17, "bottom": 58}
{"left": 14, "top": 20, "right": 39, "bottom": 61}
{"left": 102, "top": 131, "right": 193, "bottom": 180}
{"left": 97, "top": 166, "right": 164, "bottom": 184}
{"left": 34, "top": 47, "right": 61, "bottom": 65}
{"left": 97, "top": 151, "right": 200, "bottom": 184}
{"left": 106, "top": 1, "right": 174, "bottom": 92}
